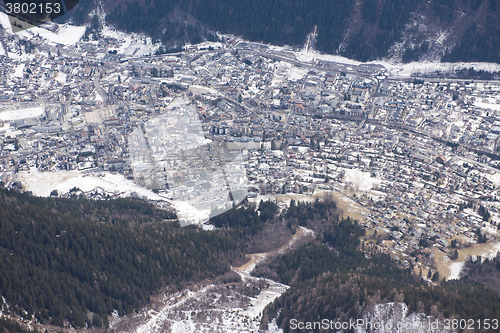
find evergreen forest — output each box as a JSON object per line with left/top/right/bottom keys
{"left": 67, "top": 0, "right": 500, "bottom": 63}
{"left": 0, "top": 190, "right": 281, "bottom": 330}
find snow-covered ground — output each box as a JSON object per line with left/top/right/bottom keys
{"left": 447, "top": 261, "right": 465, "bottom": 280}
{"left": 188, "top": 85, "right": 222, "bottom": 96}
{"left": 18, "top": 24, "right": 86, "bottom": 45}
{"left": 0, "top": 13, "right": 85, "bottom": 45}
{"left": 478, "top": 242, "right": 500, "bottom": 260}
{"left": 13, "top": 64, "right": 25, "bottom": 78}
{"left": 116, "top": 276, "right": 288, "bottom": 333}
{"left": 287, "top": 66, "right": 308, "bottom": 81}
{"left": 101, "top": 24, "right": 160, "bottom": 57}
{"left": 0, "top": 107, "right": 44, "bottom": 121}
{"left": 186, "top": 41, "right": 225, "bottom": 51}
{"left": 16, "top": 168, "right": 234, "bottom": 228}
{"left": 54, "top": 72, "right": 67, "bottom": 84}
{"left": 342, "top": 168, "right": 381, "bottom": 192}
{"left": 290, "top": 46, "right": 500, "bottom": 77}
{"left": 167, "top": 200, "right": 211, "bottom": 227}
{"left": 17, "top": 169, "right": 163, "bottom": 200}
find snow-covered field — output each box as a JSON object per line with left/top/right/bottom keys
{"left": 288, "top": 67, "right": 308, "bottom": 81}
{"left": 16, "top": 168, "right": 229, "bottom": 227}
{"left": 188, "top": 85, "right": 222, "bottom": 96}
{"left": 101, "top": 25, "right": 160, "bottom": 57}
{"left": 478, "top": 242, "right": 500, "bottom": 260}
{"left": 447, "top": 261, "right": 465, "bottom": 280}
{"left": 13, "top": 63, "right": 25, "bottom": 78}
{"left": 17, "top": 169, "right": 162, "bottom": 200}
{"left": 487, "top": 173, "right": 500, "bottom": 186}
{"left": 0, "top": 107, "right": 44, "bottom": 121}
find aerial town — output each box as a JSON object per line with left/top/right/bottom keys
{"left": 1, "top": 21, "right": 500, "bottom": 281}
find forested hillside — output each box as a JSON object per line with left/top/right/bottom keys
{"left": 0, "top": 190, "right": 285, "bottom": 331}
{"left": 0, "top": 187, "right": 305, "bottom": 331}
{"left": 68, "top": 0, "right": 500, "bottom": 63}
{"left": 0, "top": 188, "right": 245, "bottom": 328}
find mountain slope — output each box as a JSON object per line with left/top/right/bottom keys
{"left": 64, "top": 0, "right": 500, "bottom": 63}
{"left": 0, "top": 188, "right": 243, "bottom": 329}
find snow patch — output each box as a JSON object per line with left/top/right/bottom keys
{"left": 0, "top": 13, "right": 12, "bottom": 33}
{"left": 13, "top": 64, "right": 24, "bottom": 78}
{"left": 296, "top": 50, "right": 314, "bottom": 63}
{"left": 482, "top": 242, "right": 500, "bottom": 260}
{"left": 287, "top": 67, "right": 308, "bottom": 81}
{"left": 342, "top": 168, "right": 381, "bottom": 192}
{"left": 474, "top": 100, "right": 500, "bottom": 112}
{"left": 447, "top": 261, "right": 465, "bottom": 280}
{"left": 17, "top": 23, "right": 86, "bottom": 45}
{"left": 17, "top": 169, "right": 163, "bottom": 200}
{"left": 54, "top": 73, "right": 67, "bottom": 84}
{"left": 168, "top": 200, "right": 211, "bottom": 227}
{"left": 487, "top": 173, "right": 500, "bottom": 186}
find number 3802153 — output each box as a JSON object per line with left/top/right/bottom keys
{"left": 5, "top": 2, "right": 61, "bottom": 15}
